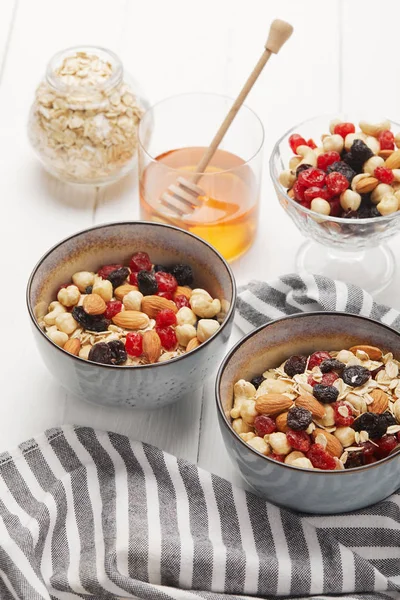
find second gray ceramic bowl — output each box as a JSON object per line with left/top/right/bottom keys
{"left": 27, "top": 221, "right": 236, "bottom": 409}
{"left": 216, "top": 312, "right": 400, "bottom": 514}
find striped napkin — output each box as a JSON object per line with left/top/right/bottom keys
{"left": 1, "top": 275, "right": 399, "bottom": 600}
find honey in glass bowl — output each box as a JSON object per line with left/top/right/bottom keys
{"left": 138, "top": 94, "right": 264, "bottom": 262}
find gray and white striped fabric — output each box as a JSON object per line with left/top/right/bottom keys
{"left": 1, "top": 274, "right": 400, "bottom": 600}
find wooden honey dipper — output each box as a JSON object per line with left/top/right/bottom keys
{"left": 161, "top": 19, "right": 293, "bottom": 216}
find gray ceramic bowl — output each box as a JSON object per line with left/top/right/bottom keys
{"left": 27, "top": 221, "right": 236, "bottom": 409}
{"left": 216, "top": 312, "right": 400, "bottom": 514}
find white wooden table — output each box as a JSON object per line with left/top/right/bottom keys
{"left": 2, "top": 0, "right": 400, "bottom": 489}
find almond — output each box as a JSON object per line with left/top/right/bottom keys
{"left": 355, "top": 177, "right": 379, "bottom": 194}
{"left": 83, "top": 293, "right": 106, "bottom": 315}
{"left": 368, "top": 389, "right": 389, "bottom": 414}
{"left": 295, "top": 394, "right": 326, "bottom": 419}
{"left": 141, "top": 295, "right": 178, "bottom": 319}
{"left": 63, "top": 338, "right": 81, "bottom": 356}
{"left": 186, "top": 337, "right": 200, "bottom": 352}
{"left": 114, "top": 284, "right": 139, "bottom": 300}
{"left": 254, "top": 394, "right": 293, "bottom": 416}
{"left": 379, "top": 149, "right": 393, "bottom": 160}
{"left": 112, "top": 310, "right": 150, "bottom": 330}
{"left": 349, "top": 344, "right": 382, "bottom": 360}
{"left": 143, "top": 330, "right": 161, "bottom": 363}
{"left": 312, "top": 428, "right": 343, "bottom": 458}
{"left": 385, "top": 150, "right": 400, "bottom": 170}
{"left": 173, "top": 286, "right": 192, "bottom": 300}
{"left": 275, "top": 411, "right": 289, "bottom": 433}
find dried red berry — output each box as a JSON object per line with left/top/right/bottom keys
{"left": 254, "top": 415, "right": 276, "bottom": 436}
{"left": 374, "top": 166, "right": 394, "bottom": 184}
{"left": 289, "top": 133, "right": 307, "bottom": 153}
{"left": 328, "top": 196, "right": 342, "bottom": 217}
{"left": 317, "top": 151, "right": 341, "bottom": 171}
{"left": 333, "top": 122, "right": 356, "bottom": 139}
{"left": 155, "top": 271, "right": 178, "bottom": 294}
{"left": 156, "top": 326, "right": 177, "bottom": 350}
{"left": 326, "top": 172, "right": 349, "bottom": 195}
{"left": 308, "top": 371, "right": 339, "bottom": 388}
{"left": 129, "top": 272, "right": 138, "bottom": 286}
{"left": 333, "top": 401, "right": 354, "bottom": 427}
{"left": 308, "top": 351, "right": 332, "bottom": 370}
{"left": 156, "top": 309, "right": 177, "bottom": 328}
{"left": 307, "top": 138, "right": 317, "bottom": 149}
{"left": 376, "top": 434, "right": 398, "bottom": 459}
{"left": 157, "top": 291, "right": 174, "bottom": 300}
{"left": 293, "top": 180, "right": 307, "bottom": 202}
{"left": 129, "top": 252, "right": 152, "bottom": 273}
{"left": 307, "top": 444, "right": 336, "bottom": 470}
{"left": 360, "top": 441, "right": 376, "bottom": 457}
{"left": 104, "top": 300, "right": 123, "bottom": 320}
{"left": 125, "top": 332, "right": 143, "bottom": 357}
{"left": 378, "top": 130, "right": 395, "bottom": 150}
{"left": 97, "top": 264, "right": 124, "bottom": 279}
{"left": 269, "top": 453, "right": 285, "bottom": 463}
{"left": 286, "top": 430, "right": 311, "bottom": 453}
{"left": 304, "top": 186, "right": 330, "bottom": 203}
{"left": 174, "top": 294, "right": 190, "bottom": 309}
{"left": 298, "top": 168, "right": 326, "bottom": 189}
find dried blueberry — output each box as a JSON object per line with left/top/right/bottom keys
{"left": 107, "top": 267, "right": 129, "bottom": 289}
{"left": 320, "top": 359, "right": 345, "bottom": 373}
{"left": 137, "top": 271, "right": 158, "bottom": 295}
{"left": 313, "top": 384, "right": 339, "bottom": 403}
{"left": 170, "top": 264, "right": 194, "bottom": 286}
{"left": 88, "top": 343, "right": 113, "bottom": 365}
{"left": 154, "top": 264, "right": 169, "bottom": 273}
{"left": 342, "top": 365, "right": 370, "bottom": 387}
{"left": 251, "top": 375, "right": 265, "bottom": 390}
{"left": 379, "top": 411, "right": 396, "bottom": 431}
{"left": 296, "top": 163, "right": 313, "bottom": 177}
{"left": 284, "top": 355, "right": 307, "bottom": 377}
{"left": 72, "top": 306, "right": 110, "bottom": 332}
{"left": 345, "top": 139, "right": 374, "bottom": 170}
{"left": 326, "top": 161, "right": 356, "bottom": 183}
{"left": 108, "top": 340, "right": 128, "bottom": 365}
{"left": 353, "top": 412, "right": 383, "bottom": 439}
{"left": 370, "top": 364, "right": 385, "bottom": 379}
{"left": 287, "top": 406, "right": 312, "bottom": 431}
{"left": 85, "top": 285, "right": 93, "bottom": 294}
{"left": 344, "top": 451, "right": 364, "bottom": 469}
{"left": 370, "top": 205, "right": 381, "bottom": 218}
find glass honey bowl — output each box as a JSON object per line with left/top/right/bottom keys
{"left": 138, "top": 93, "right": 265, "bottom": 262}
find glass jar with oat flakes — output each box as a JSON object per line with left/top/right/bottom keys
{"left": 28, "top": 46, "right": 150, "bottom": 185}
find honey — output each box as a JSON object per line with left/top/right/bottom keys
{"left": 139, "top": 147, "right": 259, "bottom": 261}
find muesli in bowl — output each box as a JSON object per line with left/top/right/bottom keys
{"left": 232, "top": 344, "right": 400, "bottom": 470}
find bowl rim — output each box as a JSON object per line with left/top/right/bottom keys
{"left": 269, "top": 113, "right": 400, "bottom": 225}
{"left": 216, "top": 311, "right": 400, "bottom": 474}
{"left": 26, "top": 220, "right": 237, "bottom": 369}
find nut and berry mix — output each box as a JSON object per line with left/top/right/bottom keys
{"left": 279, "top": 119, "right": 400, "bottom": 218}
{"left": 231, "top": 345, "right": 400, "bottom": 470}
{"left": 39, "top": 252, "right": 224, "bottom": 365}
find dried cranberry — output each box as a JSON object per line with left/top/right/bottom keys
{"left": 326, "top": 172, "right": 349, "bottom": 195}
{"left": 254, "top": 415, "right": 276, "bottom": 436}
{"left": 361, "top": 441, "right": 376, "bottom": 458}
{"left": 308, "top": 351, "right": 331, "bottom": 370}
{"left": 284, "top": 355, "right": 307, "bottom": 377}
{"left": 156, "top": 326, "right": 177, "bottom": 350}
{"left": 333, "top": 401, "right": 354, "bottom": 427}
{"left": 137, "top": 271, "right": 158, "bottom": 295}
{"left": 378, "top": 130, "right": 395, "bottom": 150}
{"left": 374, "top": 166, "right": 394, "bottom": 184}
{"left": 155, "top": 271, "right": 178, "bottom": 294}
{"left": 286, "top": 429, "right": 311, "bottom": 453}
{"left": 174, "top": 294, "right": 190, "bottom": 309}
{"left": 104, "top": 300, "right": 123, "bottom": 320}
{"left": 97, "top": 264, "right": 124, "bottom": 279}
{"left": 320, "top": 359, "right": 345, "bottom": 373}
{"left": 293, "top": 180, "right": 306, "bottom": 202}
{"left": 376, "top": 434, "right": 398, "bottom": 459}
{"left": 107, "top": 267, "right": 129, "bottom": 289}
{"left": 289, "top": 133, "right": 307, "bottom": 153}
{"left": 269, "top": 453, "right": 285, "bottom": 463}
{"left": 125, "top": 332, "right": 143, "bottom": 357}
{"left": 313, "top": 384, "right": 339, "bottom": 403}
{"left": 296, "top": 163, "right": 313, "bottom": 178}
{"left": 329, "top": 196, "right": 342, "bottom": 217}
{"left": 308, "top": 371, "right": 339, "bottom": 388}
{"left": 307, "top": 444, "right": 336, "bottom": 470}
{"left": 129, "top": 272, "right": 138, "bottom": 286}
{"left": 108, "top": 340, "right": 127, "bottom": 365}
{"left": 287, "top": 407, "right": 312, "bottom": 431}
{"left": 342, "top": 365, "right": 370, "bottom": 387}
{"left": 130, "top": 251, "right": 152, "bottom": 272}
{"left": 251, "top": 375, "right": 265, "bottom": 390}
{"left": 307, "top": 138, "right": 317, "bottom": 149}
{"left": 170, "top": 264, "right": 194, "bottom": 286}
{"left": 317, "top": 151, "right": 341, "bottom": 171}
{"left": 298, "top": 167, "right": 326, "bottom": 188}
{"left": 157, "top": 291, "right": 173, "bottom": 300}
{"left": 156, "top": 309, "right": 177, "bottom": 327}
{"left": 304, "top": 186, "right": 330, "bottom": 203}
{"left": 333, "top": 122, "right": 355, "bottom": 138}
